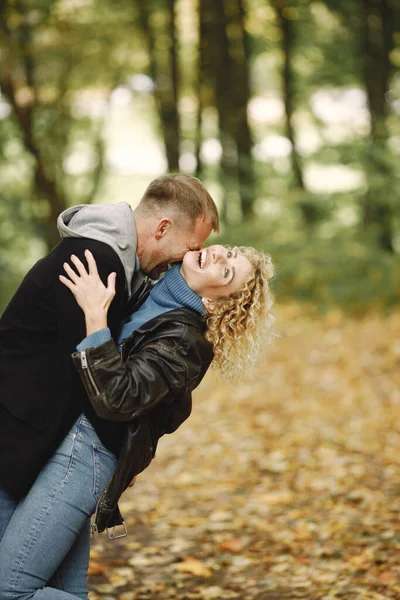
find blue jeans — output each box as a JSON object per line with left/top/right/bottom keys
{"left": 0, "top": 486, "right": 16, "bottom": 542}
{"left": 0, "top": 414, "right": 117, "bottom": 600}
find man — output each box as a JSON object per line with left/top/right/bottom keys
{"left": 0, "top": 173, "right": 219, "bottom": 538}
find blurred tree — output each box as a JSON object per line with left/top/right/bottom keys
{"left": 271, "top": 0, "right": 319, "bottom": 226}
{"left": 0, "top": 0, "right": 134, "bottom": 250}
{"left": 210, "top": 0, "right": 237, "bottom": 222}
{"left": 0, "top": 0, "right": 398, "bottom": 313}
{"left": 194, "top": 0, "right": 211, "bottom": 179}
{"left": 321, "top": 0, "right": 399, "bottom": 252}
{"left": 136, "top": 0, "right": 180, "bottom": 172}
{"left": 225, "top": 0, "right": 255, "bottom": 218}
{"left": 197, "top": 0, "right": 255, "bottom": 222}
{"left": 0, "top": 0, "right": 67, "bottom": 250}
{"left": 361, "top": 0, "right": 398, "bottom": 252}
{"left": 272, "top": 1, "right": 304, "bottom": 190}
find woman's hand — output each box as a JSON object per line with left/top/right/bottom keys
{"left": 59, "top": 250, "right": 116, "bottom": 334}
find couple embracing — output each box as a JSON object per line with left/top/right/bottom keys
{"left": 0, "top": 173, "right": 274, "bottom": 599}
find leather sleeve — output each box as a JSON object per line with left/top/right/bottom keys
{"left": 72, "top": 335, "right": 193, "bottom": 422}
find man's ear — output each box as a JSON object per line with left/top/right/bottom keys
{"left": 155, "top": 218, "right": 172, "bottom": 240}
{"left": 202, "top": 297, "right": 215, "bottom": 313}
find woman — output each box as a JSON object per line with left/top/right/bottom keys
{"left": 0, "top": 245, "right": 274, "bottom": 600}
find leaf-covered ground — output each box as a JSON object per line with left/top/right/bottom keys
{"left": 88, "top": 306, "right": 400, "bottom": 600}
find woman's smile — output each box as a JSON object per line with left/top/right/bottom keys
{"left": 197, "top": 249, "right": 209, "bottom": 269}
{"left": 181, "top": 245, "right": 253, "bottom": 300}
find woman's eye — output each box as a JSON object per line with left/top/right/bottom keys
{"left": 227, "top": 251, "right": 232, "bottom": 259}
{"left": 224, "top": 267, "right": 230, "bottom": 278}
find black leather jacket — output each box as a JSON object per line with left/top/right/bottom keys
{"left": 72, "top": 307, "right": 213, "bottom": 537}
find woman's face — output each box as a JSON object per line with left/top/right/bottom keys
{"left": 180, "top": 245, "right": 253, "bottom": 300}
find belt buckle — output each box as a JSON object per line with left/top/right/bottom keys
{"left": 107, "top": 521, "right": 128, "bottom": 540}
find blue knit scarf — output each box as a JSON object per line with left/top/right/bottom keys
{"left": 118, "top": 264, "right": 205, "bottom": 343}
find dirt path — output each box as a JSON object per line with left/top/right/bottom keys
{"left": 88, "top": 306, "right": 400, "bottom": 600}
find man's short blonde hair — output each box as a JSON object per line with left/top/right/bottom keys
{"left": 139, "top": 173, "right": 219, "bottom": 232}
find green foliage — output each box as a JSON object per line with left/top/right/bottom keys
{"left": 0, "top": 0, "right": 143, "bottom": 251}
{"left": 216, "top": 216, "right": 399, "bottom": 315}
{"left": 0, "top": 0, "right": 399, "bottom": 312}
{"left": 0, "top": 192, "right": 44, "bottom": 312}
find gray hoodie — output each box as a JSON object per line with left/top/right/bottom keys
{"left": 57, "top": 202, "right": 140, "bottom": 296}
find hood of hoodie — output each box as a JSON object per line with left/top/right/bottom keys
{"left": 57, "top": 202, "right": 139, "bottom": 296}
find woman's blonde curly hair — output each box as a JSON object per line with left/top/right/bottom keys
{"left": 204, "top": 246, "right": 275, "bottom": 379}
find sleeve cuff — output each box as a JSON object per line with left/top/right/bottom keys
{"left": 76, "top": 328, "right": 111, "bottom": 351}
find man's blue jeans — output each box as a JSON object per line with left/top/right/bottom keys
{"left": 0, "top": 414, "right": 117, "bottom": 600}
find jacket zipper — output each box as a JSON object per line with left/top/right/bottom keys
{"left": 80, "top": 350, "right": 100, "bottom": 396}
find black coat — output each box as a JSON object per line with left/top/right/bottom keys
{"left": 0, "top": 238, "right": 129, "bottom": 499}
{"left": 72, "top": 308, "right": 213, "bottom": 534}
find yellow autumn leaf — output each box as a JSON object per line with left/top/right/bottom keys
{"left": 175, "top": 557, "right": 212, "bottom": 578}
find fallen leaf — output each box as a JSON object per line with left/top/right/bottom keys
{"left": 88, "top": 560, "right": 108, "bottom": 576}
{"left": 175, "top": 557, "right": 212, "bottom": 577}
{"left": 218, "top": 539, "right": 246, "bottom": 553}
{"left": 378, "top": 571, "right": 397, "bottom": 585}
{"left": 87, "top": 307, "right": 400, "bottom": 600}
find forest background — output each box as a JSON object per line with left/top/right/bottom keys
{"left": 0, "top": 0, "right": 399, "bottom": 312}
{"left": 1, "top": 2, "right": 400, "bottom": 599}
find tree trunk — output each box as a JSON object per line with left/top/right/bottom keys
{"left": 136, "top": 0, "right": 180, "bottom": 172}
{"left": 165, "top": 0, "right": 180, "bottom": 171}
{"left": 195, "top": 0, "right": 212, "bottom": 178}
{"left": 212, "top": 0, "right": 239, "bottom": 223}
{"left": 0, "top": 39, "right": 67, "bottom": 251}
{"left": 276, "top": 2, "right": 304, "bottom": 189}
{"left": 226, "top": 0, "right": 255, "bottom": 219}
{"left": 361, "top": 0, "right": 396, "bottom": 252}
{"left": 272, "top": 0, "right": 315, "bottom": 226}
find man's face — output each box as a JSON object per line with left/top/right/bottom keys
{"left": 140, "top": 216, "right": 213, "bottom": 278}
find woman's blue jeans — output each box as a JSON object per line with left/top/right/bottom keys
{"left": 0, "top": 414, "right": 117, "bottom": 600}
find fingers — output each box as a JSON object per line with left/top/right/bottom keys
{"left": 61, "top": 253, "right": 91, "bottom": 284}
{"left": 58, "top": 274, "right": 75, "bottom": 291}
{"left": 70, "top": 254, "right": 89, "bottom": 278}
{"left": 60, "top": 252, "right": 116, "bottom": 299}
{"left": 62, "top": 261, "right": 80, "bottom": 284}
{"left": 107, "top": 272, "right": 116, "bottom": 297}
{"left": 85, "top": 249, "right": 99, "bottom": 278}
